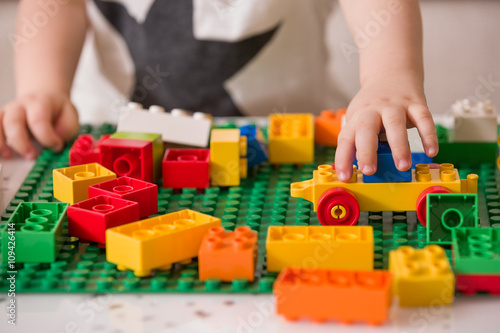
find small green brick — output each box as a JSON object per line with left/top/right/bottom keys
{"left": 452, "top": 227, "right": 500, "bottom": 274}
{"left": 426, "top": 193, "right": 479, "bottom": 245}
{"left": 1, "top": 202, "right": 69, "bottom": 263}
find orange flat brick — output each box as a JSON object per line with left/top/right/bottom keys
{"left": 274, "top": 267, "right": 392, "bottom": 325}
{"left": 198, "top": 226, "right": 258, "bottom": 282}
{"left": 315, "top": 109, "right": 346, "bottom": 147}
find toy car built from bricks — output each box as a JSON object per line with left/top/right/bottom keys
{"left": 290, "top": 163, "right": 478, "bottom": 226}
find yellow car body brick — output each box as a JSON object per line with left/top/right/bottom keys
{"left": 106, "top": 209, "right": 221, "bottom": 277}
{"left": 266, "top": 226, "right": 374, "bottom": 272}
{"left": 389, "top": 245, "right": 455, "bottom": 307}
{"left": 53, "top": 163, "right": 116, "bottom": 204}
{"left": 268, "top": 113, "right": 314, "bottom": 164}
{"left": 210, "top": 129, "right": 244, "bottom": 186}
{"left": 291, "top": 164, "right": 472, "bottom": 212}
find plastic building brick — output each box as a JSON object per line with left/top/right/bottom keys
{"left": 456, "top": 274, "right": 500, "bottom": 295}
{"left": 68, "top": 195, "right": 140, "bottom": 245}
{"left": 426, "top": 193, "right": 478, "bottom": 244}
{"left": 266, "top": 226, "right": 374, "bottom": 272}
{"left": 99, "top": 137, "right": 154, "bottom": 183}
{"left": 106, "top": 209, "right": 221, "bottom": 277}
{"left": 53, "top": 163, "right": 116, "bottom": 204}
{"left": 1, "top": 202, "right": 69, "bottom": 263}
{"left": 88, "top": 177, "right": 158, "bottom": 218}
{"left": 291, "top": 163, "right": 478, "bottom": 226}
{"left": 389, "top": 245, "right": 454, "bottom": 307}
{"left": 274, "top": 267, "right": 392, "bottom": 325}
{"left": 239, "top": 124, "right": 268, "bottom": 168}
{"left": 451, "top": 227, "right": 500, "bottom": 274}
{"left": 116, "top": 103, "right": 212, "bottom": 147}
{"left": 111, "top": 132, "right": 164, "bottom": 181}
{"left": 198, "top": 226, "right": 258, "bottom": 282}
{"left": 434, "top": 125, "right": 497, "bottom": 166}
{"left": 268, "top": 113, "right": 314, "bottom": 164}
{"left": 69, "top": 134, "right": 110, "bottom": 166}
{"left": 210, "top": 129, "right": 247, "bottom": 186}
{"left": 452, "top": 99, "right": 497, "bottom": 142}
{"left": 314, "top": 109, "right": 346, "bottom": 147}
{"left": 362, "top": 140, "right": 412, "bottom": 183}
{"left": 162, "top": 149, "right": 210, "bottom": 189}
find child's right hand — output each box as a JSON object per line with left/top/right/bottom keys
{"left": 0, "top": 92, "right": 79, "bottom": 159}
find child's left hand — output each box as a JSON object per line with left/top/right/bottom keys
{"left": 334, "top": 72, "right": 438, "bottom": 182}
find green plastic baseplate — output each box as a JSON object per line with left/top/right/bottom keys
{"left": 0, "top": 123, "right": 496, "bottom": 293}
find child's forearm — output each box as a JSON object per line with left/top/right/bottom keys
{"left": 339, "top": 0, "right": 423, "bottom": 86}
{"left": 15, "top": 0, "right": 88, "bottom": 97}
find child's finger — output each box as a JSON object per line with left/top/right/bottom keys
{"left": 26, "top": 101, "right": 63, "bottom": 151}
{"left": 335, "top": 125, "right": 356, "bottom": 182}
{"left": 3, "top": 106, "right": 36, "bottom": 160}
{"left": 54, "top": 100, "right": 79, "bottom": 141}
{"left": 0, "top": 108, "right": 13, "bottom": 158}
{"left": 407, "top": 104, "right": 438, "bottom": 157}
{"left": 355, "top": 112, "right": 381, "bottom": 175}
{"left": 382, "top": 108, "right": 412, "bottom": 171}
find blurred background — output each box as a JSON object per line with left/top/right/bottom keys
{"left": 1, "top": 0, "right": 499, "bottom": 123}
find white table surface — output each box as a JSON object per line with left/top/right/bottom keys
{"left": 1, "top": 153, "right": 500, "bottom": 333}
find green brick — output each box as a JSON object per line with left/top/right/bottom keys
{"left": 426, "top": 193, "right": 478, "bottom": 245}
{"left": 434, "top": 125, "right": 497, "bottom": 166}
{"left": 1, "top": 202, "right": 69, "bottom": 263}
{"left": 111, "top": 131, "right": 163, "bottom": 181}
{"left": 452, "top": 227, "right": 500, "bottom": 274}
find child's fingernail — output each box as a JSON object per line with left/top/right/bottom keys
{"left": 363, "top": 165, "right": 374, "bottom": 174}
{"left": 337, "top": 171, "right": 347, "bottom": 181}
{"left": 398, "top": 159, "right": 410, "bottom": 170}
{"left": 428, "top": 147, "right": 436, "bottom": 156}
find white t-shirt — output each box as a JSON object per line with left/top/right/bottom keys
{"left": 74, "top": 0, "right": 347, "bottom": 123}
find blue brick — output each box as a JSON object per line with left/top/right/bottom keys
{"left": 239, "top": 124, "right": 268, "bottom": 168}
{"left": 362, "top": 142, "right": 412, "bottom": 183}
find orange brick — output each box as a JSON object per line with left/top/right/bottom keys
{"left": 315, "top": 109, "right": 346, "bottom": 147}
{"left": 274, "top": 267, "right": 392, "bottom": 325}
{"left": 198, "top": 226, "right": 258, "bottom": 282}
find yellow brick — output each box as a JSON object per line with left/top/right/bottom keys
{"left": 210, "top": 129, "right": 241, "bottom": 186}
{"left": 266, "top": 226, "right": 373, "bottom": 272}
{"left": 291, "top": 164, "right": 465, "bottom": 212}
{"left": 389, "top": 245, "right": 455, "bottom": 307}
{"left": 268, "top": 114, "right": 314, "bottom": 164}
{"left": 53, "top": 163, "right": 116, "bottom": 204}
{"left": 106, "top": 209, "right": 221, "bottom": 277}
